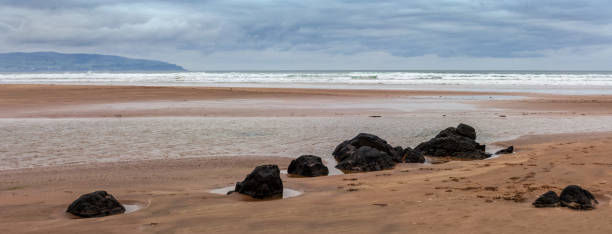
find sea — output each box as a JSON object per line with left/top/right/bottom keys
{"left": 2, "top": 70, "right": 612, "bottom": 170}
{"left": 1, "top": 70, "right": 612, "bottom": 94}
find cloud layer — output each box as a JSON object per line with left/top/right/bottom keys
{"left": 1, "top": 0, "right": 611, "bottom": 70}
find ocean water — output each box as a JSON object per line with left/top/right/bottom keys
{"left": 1, "top": 71, "right": 612, "bottom": 94}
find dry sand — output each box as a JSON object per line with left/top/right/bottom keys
{"left": 1, "top": 84, "right": 612, "bottom": 233}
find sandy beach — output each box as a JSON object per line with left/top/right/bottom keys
{"left": 2, "top": 84, "right": 612, "bottom": 118}
{"left": 1, "top": 84, "right": 612, "bottom": 233}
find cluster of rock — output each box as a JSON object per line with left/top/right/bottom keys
{"left": 217, "top": 124, "right": 519, "bottom": 199}
{"left": 231, "top": 156, "right": 330, "bottom": 199}
{"left": 332, "top": 133, "right": 424, "bottom": 172}
{"left": 533, "top": 185, "right": 598, "bottom": 210}
{"left": 66, "top": 190, "right": 125, "bottom": 218}
{"left": 64, "top": 123, "right": 591, "bottom": 216}
{"left": 415, "top": 123, "right": 492, "bottom": 159}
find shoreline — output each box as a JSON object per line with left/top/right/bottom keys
{"left": 2, "top": 131, "right": 612, "bottom": 233}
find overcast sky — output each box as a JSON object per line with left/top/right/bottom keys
{"left": 1, "top": 0, "right": 611, "bottom": 70}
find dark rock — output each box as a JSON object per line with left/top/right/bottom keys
{"left": 532, "top": 191, "right": 560, "bottom": 208}
{"left": 391, "top": 146, "right": 405, "bottom": 162}
{"left": 335, "top": 146, "right": 396, "bottom": 172}
{"left": 66, "top": 191, "right": 125, "bottom": 218}
{"left": 559, "top": 185, "right": 598, "bottom": 210}
{"left": 456, "top": 123, "right": 477, "bottom": 140}
{"left": 435, "top": 123, "right": 476, "bottom": 140}
{"left": 235, "top": 165, "right": 283, "bottom": 199}
{"left": 288, "top": 155, "right": 329, "bottom": 177}
{"left": 402, "top": 147, "right": 426, "bottom": 163}
{"left": 332, "top": 133, "right": 406, "bottom": 163}
{"left": 332, "top": 140, "right": 355, "bottom": 162}
{"left": 495, "top": 146, "right": 514, "bottom": 155}
{"left": 415, "top": 124, "right": 491, "bottom": 159}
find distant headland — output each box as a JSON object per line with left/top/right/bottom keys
{"left": 0, "top": 52, "right": 186, "bottom": 72}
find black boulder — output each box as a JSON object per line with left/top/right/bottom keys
{"left": 332, "top": 133, "right": 404, "bottom": 163}
{"left": 335, "top": 146, "right": 396, "bottom": 172}
{"left": 235, "top": 165, "right": 284, "bottom": 199}
{"left": 288, "top": 155, "right": 329, "bottom": 177}
{"left": 66, "top": 190, "right": 126, "bottom": 218}
{"left": 532, "top": 191, "right": 560, "bottom": 208}
{"left": 559, "top": 185, "right": 598, "bottom": 210}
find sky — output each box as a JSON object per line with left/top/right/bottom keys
{"left": 0, "top": 0, "right": 611, "bottom": 71}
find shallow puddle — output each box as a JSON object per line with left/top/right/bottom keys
{"left": 123, "top": 203, "right": 144, "bottom": 213}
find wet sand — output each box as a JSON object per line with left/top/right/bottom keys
{"left": 1, "top": 133, "right": 612, "bottom": 233}
{"left": 1, "top": 84, "right": 612, "bottom": 233}
{"left": 1, "top": 84, "right": 611, "bottom": 118}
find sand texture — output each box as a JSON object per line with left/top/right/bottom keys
{"left": 1, "top": 84, "right": 612, "bottom": 233}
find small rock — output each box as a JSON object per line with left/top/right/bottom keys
{"left": 287, "top": 155, "right": 329, "bottom": 177}
{"left": 402, "top": 147, "right": 426, "bottom": 163}
{"left": 66, "top": 190, "right": 125, "bottom": 218}
{"left": 559, "top": 185, "right": 598, "bottom": 210}
{"left": 235, "top": 165, "right": 283, "bottom": 199}
{"left": 495, "top": 146, "right": 514, "bottom": 155}
{"left": 456, "top": 123, "right": 477, "bottom": 140}
{"left": 532, "top": 191, "right": 560, "bottom": 208}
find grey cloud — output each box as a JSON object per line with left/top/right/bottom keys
{"left": 0, "top": 0, "right": 611, "bottom": 69}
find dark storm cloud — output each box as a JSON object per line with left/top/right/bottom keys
{"left": 0, "top": 0, "right": 611, "bottom": 69}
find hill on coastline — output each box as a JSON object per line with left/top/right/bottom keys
{"left": 0, "top": 52, "right": 186, "bottom": 72}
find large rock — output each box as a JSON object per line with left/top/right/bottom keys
{"left": 559, "top": 185, "right": 598, "bottom": 210}
{"left": 288, "top": 155, "right": 329, "bottom": 177}
{"left": 235, "top": 165, "right": 283, "bottom": 199}
{"left": 333, "top": 133, "right": 404, "bottom": 163}
{"left": 532, "top": 191, "right": 560, "bottom": 208}
{"left": 66, "top": 191, "right": 126, "bottom": 218}
{"left": 415, "top": 124, "right": 491, "bottom": 159}
{"left": 335, "top": 146, "right": 396, "bottom": 172}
